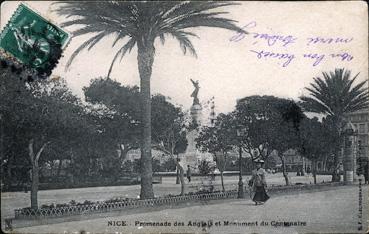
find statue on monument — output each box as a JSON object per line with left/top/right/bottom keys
{"left": 190, "top": 79, "right": 200, "bottom": 105}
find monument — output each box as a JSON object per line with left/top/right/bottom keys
{"left": 189, "top": 79, "right": 202, "bottom": 125}
{"left": 178, "top": 79, "right": 213, "bottom": 171}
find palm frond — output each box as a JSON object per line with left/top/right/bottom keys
{"left": 299, "top": 96, "right": 333, "bottom": 115}
{"left": 300, "top": 68, "right": 369, "bottom": 117}
{"left": 345, "top": 90, "right": 369, "bottom": 112}
{"left": 66, "top": 32, "right": 106, "bottom": 68}
{"left": 169, "top": 31, "right": 197, "bottom": 57}
{"left": 55, "top": 1, "right": 246, "bottom": 72}
{"left": 170, "top": 16, "right": 244, "bottom": 33}
{"left": 161, "top": 2, "right": 238, "bottom": 22}
{"left": 107, "top": 38, "right": 136, "bottom": 79}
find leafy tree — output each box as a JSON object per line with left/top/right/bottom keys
{"left": 151, "top": 95, "right": 188, "bottom": 155}
{"left": 56, "top": 2, "right": 245, "bottom": 199}
{"left": 197, "top": 113, "right": 236, "bottom": 191}
{"left": 236, "top": 96, "right": 304, "bottom": 185}
{"left": 151, "top": 95, "right": 188, "bottom": 195}
{"left": 84, "top": 78, "right": 141, "bottom": 163}
{"left": 299, "top": 117, "right": 339, "bottom": 183}
{"left": 1, "top": 67, "right": 34, "bottom": 190}
{"left": 299, "top": 68, "right": 368, "bottom": 181}
{"left": 84, "top": 79, "right": 188, "bottom": 167}
{"left": 84, "top": 79, "right": 188, "bottom": 194}
{"left": 1, "top": 70, "right": 90, "bottom": 208}
{"left": 33, "top": 80, "right": 97, "bottom": 184}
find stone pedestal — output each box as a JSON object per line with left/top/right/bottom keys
{"left": 190, "top": 104, "right": 202, "bottom": 125}
{"left": 179, "top": 102, "right": 213, "bottom": 171}
{"left": 179, "top": 130, "right": 200, "bottom": 170}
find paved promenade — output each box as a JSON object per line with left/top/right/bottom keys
{"left": 11, "top": 185, "right": 368, "bottom": 234}
{"left": 1, "top": 173, "right": 331, "bottom": 220}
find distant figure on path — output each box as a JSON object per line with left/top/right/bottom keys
{"left": 249, "top": 159, "right": 269, "bottom": 205}
{"left": 187, "top": 165, "right": 192, "bottom": 183}
{"left": 306, "top": 166, "right": 311, "bottom": 176}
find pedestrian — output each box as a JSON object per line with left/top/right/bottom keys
{"left": 186, "top": 165, "right": 192, "bottom": 183}
{"left": 249, "top": 159, "right": 269, "bottom": 205}
{"left": 306, "top": 166, "right": 311, "bottom": 176}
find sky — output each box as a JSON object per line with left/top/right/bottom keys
{"left": 1, "top": 1, "right": 368, "bottom": 116}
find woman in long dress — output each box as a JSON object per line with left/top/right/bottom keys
{"left": 249, "top": 160, "right": 269, "bottom": 205}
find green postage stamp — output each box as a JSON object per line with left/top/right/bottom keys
{"left": 0, "top": 3, "right": 70, "bottom": 71}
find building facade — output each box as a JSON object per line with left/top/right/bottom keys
{"left": 345, "top": 110, "right": 369, "bottom": 173}
{"left": 282, "top": 149, "right": 312, "bottom": 172}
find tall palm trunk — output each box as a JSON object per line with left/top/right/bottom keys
{"left": 137, "top": 40, "right": 155, "bottom": 199}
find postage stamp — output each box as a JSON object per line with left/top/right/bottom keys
{"left": 0, "top": 3, "right": 69, "bottom": 71}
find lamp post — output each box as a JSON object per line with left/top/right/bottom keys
{"left": 236, "top": 126, "right": 245, "bottom": 199}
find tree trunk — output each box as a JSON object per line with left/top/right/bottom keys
{"left": 313, "top": 160, "right": 317, "bottom": 184}
{"left": 332, "top": 150, "right": 341, "bottom": 182}
{"left": 56, "top": 159, "right": 63, "bottom": 178}
{"left": 137, "top": 40, "right": 155, "bottom": 199}
{"left": 280, "top": 155, "right": 289, "bottom": 185}
{"left": 6, "top": 154, "right": 13, "bottom": 189}
{"left": 175, "top": 160, "right": 185, "bottom": 195}
{"left": 332, "top": 120, "right": 344, "bottom": 182}
{"left": 28, "top": 139, "right": 48, "bottom": 210}
{"left": 179, "top": 166, "right": 185, "bottom": 196}
{"left": 220, "top": 171, "right": 225, "bottom": 192}
{"left": 175, "top": 155, "right": 180, "bottom": 184}
{"left": 119, "top": 146, "right": 131, "bottom": 167}
{"left": 176, "top": 168, "right": 180, "bottom": 184}
{"left": 322, "top": 155, "right": 327, "bottom": 172}
{"left": 69, "top": 148, "right": 75, "bottom": 184}
{"left": 31, "top": 165, "right": 39, "bottom": 209}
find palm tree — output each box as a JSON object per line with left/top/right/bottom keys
{"left": 299, "top": 68, "right": 368, "bottom": 181}
{"left": 55, "top": 2, "right": 246, "bottom": 199}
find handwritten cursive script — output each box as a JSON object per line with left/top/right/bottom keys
{"left": 230, "top": 21, "right": 297, "bottom": 47}
{"left": 250, "top": 49, "right": 295, "bottom": 67}
{"left": 307, "top": 37, "right": 354, "bottom": 46}
{"left": 230, "top": 21, "right": 355, "bottom": 68}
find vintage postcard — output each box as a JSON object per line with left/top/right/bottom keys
{"left": 1, "top": 1, "right": 368, "bottom": 234}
